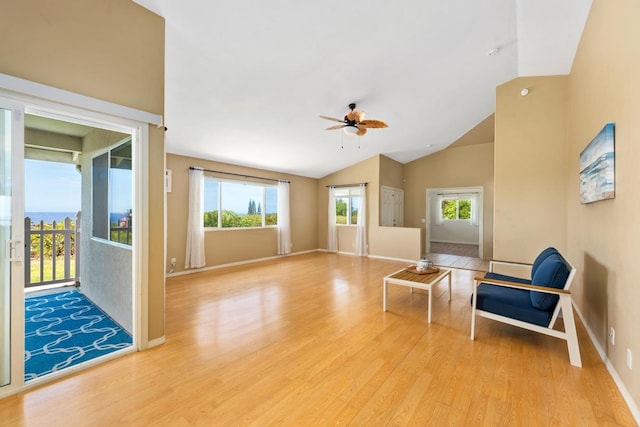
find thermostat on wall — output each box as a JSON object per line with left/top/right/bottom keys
{"left": 165, "top": 169, "right": 172, "bottom": 192}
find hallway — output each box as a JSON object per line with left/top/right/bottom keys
{"left": 426, "top": 242, "right": 489, "bottom": 271}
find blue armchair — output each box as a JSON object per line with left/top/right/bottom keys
{"left": 470, "top": 247, "right": 582, "bottom": 367}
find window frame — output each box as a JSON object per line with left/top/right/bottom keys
{"left": 91, "top": 137, "right": 133, "bottom": 247}
{"left": 203, "top": 177, "right": 278, "bottom": 230}
{"left": 440, "top": 197, "right": 472, "bottom": 222}
{"left": 334, "top": 186, "right": 361, "bottom": 226}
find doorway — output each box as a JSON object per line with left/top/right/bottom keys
{"left": 23, "top": 114, "right": 135, "bottom": 380}
{"left": 425, "top": 187, "right": 484, "bottom": 258}
{"left": 0, "top": 84, "right": 151, "bottom": 398}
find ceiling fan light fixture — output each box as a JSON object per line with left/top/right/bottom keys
{"left": 343, "top": 125, "right": 359, "bottom": 136}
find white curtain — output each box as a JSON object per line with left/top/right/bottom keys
{"left": 435, "top": 195, "right": 444, "bottom": 225}
{"left": 185, "top": 168, "right": 206, "bottom": 268}
{"left": 470, "top": 193, "right": 480, "bottom": 227}
{"left": 327, "top": 187, "right": 338, "bottom": 252}
{"left": 354, "top": 184, "right": 368, "bottom": 256}
{"left": 277, "top": 181, "right": 292, "bottom": 255}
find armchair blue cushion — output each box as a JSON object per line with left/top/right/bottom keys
{"left": 475, "top": 283, "right": 553, "bottom": 327}
{"left": 530, "top": 253, "right": 570, "bottom": 310}
{"left": 531, "top": 247, "right": 559, "bottom": 276}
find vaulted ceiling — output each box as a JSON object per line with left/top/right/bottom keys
{"left": 133, "top": 0, "right": 592, "bottom": 178}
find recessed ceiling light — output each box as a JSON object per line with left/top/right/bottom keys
{"left": 426, "top": 144, "right": 432, "bottom": 148}
{"left": 486, "top": 48, "right": 501, "bottom": 57}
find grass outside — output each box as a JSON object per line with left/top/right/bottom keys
{"left": 29, "top": 257, "right": 76, "bottom": 283}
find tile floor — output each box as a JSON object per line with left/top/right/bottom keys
{"left": 426, "top": 242, "right": 489, "bottom": 271}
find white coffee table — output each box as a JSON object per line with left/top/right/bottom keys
{"left": 383, "top": 267, "right": 452, "bottom": 323}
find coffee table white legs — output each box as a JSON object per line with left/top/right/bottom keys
{"left": 383, "top": 279, "right": 388, "bottom": 311}
{"left": 428, "top": 286, "right": 433, "bottom": 323}
{"left": 383, "top": 269, "right": 452, "bottom": 323}
{"left": 433, "top": 271, "right": 451, "bottom": 323}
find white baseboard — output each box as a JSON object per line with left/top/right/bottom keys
{"left": 166, "top": 249, "right": 319, "bottom": 278}
{"left": 430, "top": 239, "right": 478, "bottom": 245}
{"left": 572, "top": 302, "right": 640, "bottom": 424}
{"left": 320, "top": 251, "right": 415, "bottom": 265}
{"left": 147, "top": 336, "right": 166, "bottom": 348}
{"left": 367, "top": 254, "right": 414, "bottom": 264}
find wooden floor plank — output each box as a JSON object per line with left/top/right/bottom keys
{"left": 0, "top": 252, "right": 636, "bottom": 426}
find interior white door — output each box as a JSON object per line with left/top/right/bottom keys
{"left": 0, "top": 98, "right": 25, "bottom": 394}
{"left": 393, "top": 189, "right": 404, "bottom": 227}
{"left": 381, "top": 186, "right": 404, "bottom": 227}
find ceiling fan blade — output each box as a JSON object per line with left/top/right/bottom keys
{"left": 356, "top": 127, "right": 367, "bottom": 136}
{"left": 359, "top": 120, "right": 388, "bottom": 129}
{"left": 319, "top": 115, "right": 345, "bottom": 123}
{"left": 325, "top": 124, "right": 346, "bottom": 130}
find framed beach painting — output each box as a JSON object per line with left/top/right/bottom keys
{"left": 579, "top": 123, "right": 615, "bottom": 204}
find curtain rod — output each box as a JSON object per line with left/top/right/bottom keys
{"left": 325, "top": 182, "right": 368, "bottom": 188}
{"left": 189, "top": 166, "right": 290, "bottom": 183}
{"left": 437, "top": 192, "right": 478, "bottom": 196}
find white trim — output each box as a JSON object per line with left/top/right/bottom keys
{"left": 0, "top": 73, "right": 162, "bottom": 126}
{"left": 0, "top": 98, "right": 25, "bottom": 397}
{"left": 573, "top": 304, "right": 640, "bottom": 424}
{"left": 165, "top": 249, "right": 318, "bottom": 278}
{"left": 426, "top": 186, "right": 484, "bottom": 258}
{"left": 429, "top": 239, "right": 480, "bottom": 245}
{"left": 134, "top": 126, "right": 150, "bottom": 351}
{"left": 147, "top": 336, "right": 166, "bottom": 348}
{"left": 367, "top": 254, "right": 415, "bottom": 264}
{"left": 0, "top": 78, "right": 154, "bottom": 398}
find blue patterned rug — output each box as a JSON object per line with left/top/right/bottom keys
{"left": 25, "top": 289, "right": 132, "bottom": 380}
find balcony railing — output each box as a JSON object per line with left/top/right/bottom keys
{"left": 24, "top": 213, "right": 80, "bottom": 288}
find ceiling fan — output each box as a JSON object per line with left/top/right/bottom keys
{"left": 320, "top": 103, "right": 388, "bottom": 136}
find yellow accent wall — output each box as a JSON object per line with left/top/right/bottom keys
{"left": 0, "top": 0, "right": 166, "bottom": 341}
{"left": 404, "top": 143, "right": 495, "bottom": 258}
{"left": 165, "top": 154, "right": 318, "bottom": 273}
{"left": 494, "top": 75, "right": 568, "bottom": 261}
{"left": 494, "top": 0, "right": 640, "bottom": 411}
{"left": 318, "top": 155, "right": 422, "bottom": 261}
{"left": 567, "top": 0, "right": 640, "bottom": 407}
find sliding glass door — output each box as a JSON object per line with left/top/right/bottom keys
{"left": 0, "top": 99, "right": 25, "bottom": 393}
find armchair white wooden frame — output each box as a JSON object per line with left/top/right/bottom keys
{"left": 470, "top": 259, "right": 582, "bottom": 368}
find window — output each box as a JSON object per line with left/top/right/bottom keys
{"left": 203, "top": 178, "right": 277, "bottom": 228}
{"left": 335, "top": 187, "right": 361, "bottom": 225}
{"left": 440, "top": 198, "right": 471, "bottom": 221}
{"left": 92, "top": 139, "right": 132, "bottom": 245}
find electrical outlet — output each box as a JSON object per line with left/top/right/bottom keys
{"left": 609, "top": 327, "right": 615, "bottom": 345}
{"left": 627, "top": 349, "right": 633, "bottom": 370}
{"left": 170, "top": 257, "right": 176, "bottom": 265}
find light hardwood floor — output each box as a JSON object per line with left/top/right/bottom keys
{"left": 0, "top": 252, "right": 635, "bottom": 426}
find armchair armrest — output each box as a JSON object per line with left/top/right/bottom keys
{"left": 473, "top": 276, "right": 570, "bottom": 295}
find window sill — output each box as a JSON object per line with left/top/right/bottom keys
{"left": 204, "top": 226, "right": 277, "bottom": 232}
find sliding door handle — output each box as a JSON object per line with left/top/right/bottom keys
{"left": 5, "top": 239, "right": 22, "bottom": 262}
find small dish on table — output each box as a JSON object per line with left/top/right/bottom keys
{"left": 406, "top": 265, "right": 440, "bottom": 275}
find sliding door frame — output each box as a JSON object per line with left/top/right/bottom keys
{"left": 0, "top": 98, "right": 25, "bottom": 398}
{"left": 0, "top": 74, "right": 159, "bottom": 396}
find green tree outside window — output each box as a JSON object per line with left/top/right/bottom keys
{"left": 441, "top": 198, "right": 472, "bottom": 220}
